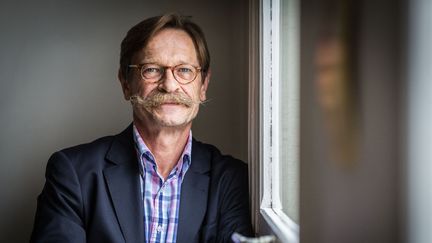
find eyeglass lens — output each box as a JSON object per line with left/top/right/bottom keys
{"left": 140, "top": 64, "right": 198, "bottom": 84}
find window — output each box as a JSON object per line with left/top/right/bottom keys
{"left": 278, "top": 0, "right": 299, "bottom": 223}
{"left": 249, "top": 0, "right": 299, "bottom": 241}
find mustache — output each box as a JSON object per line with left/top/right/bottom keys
{"left": 129, "top": 92, "right": 203, "bottom": 108}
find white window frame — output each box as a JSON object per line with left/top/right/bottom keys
{"left": 248, "top": 0, "right": 300, "bottom": 242}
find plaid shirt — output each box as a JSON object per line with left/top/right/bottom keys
{"left": 133, "top": 125, "right": 192, "bottom": 243}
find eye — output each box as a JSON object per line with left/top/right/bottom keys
{"left": 140, "top": 65, "right": 163, "bottom": 80}
{"left": 176, "top": 66, "right": 193, "bottom": 73}
{"left": 142, "top": 67, "right": 161, "bottom": 74}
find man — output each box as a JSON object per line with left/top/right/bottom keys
{"left": 31, "top": 14, "right": 253, "bottom": 243}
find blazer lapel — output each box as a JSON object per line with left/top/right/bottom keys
{"left": 177, "top": 139, "right": 211, "bottom": 243}
{"left": 103, "top": 125, "right": 144, "bottom": 243}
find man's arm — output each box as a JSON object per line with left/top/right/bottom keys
{"left": 30, "top": 151, "right": 86, "bottom": 243}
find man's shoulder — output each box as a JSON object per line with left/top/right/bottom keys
{"left": 47, "top": 125, "right": 133, "bottom": 172}
{"left": 46, "top": 135, "right": 115, "bottom": 173}
{"left": 58, "top": 135, "right": 115, "bottom": 160}
{"left": 192, "top": 139, "right": 247, "bottom": 174}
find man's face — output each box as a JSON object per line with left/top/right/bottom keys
{"left": 120, "top": 28, "right": 209, "bottom": 128}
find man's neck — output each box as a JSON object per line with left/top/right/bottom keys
{"left": 134, "top": 120, "right": 191, "bottom": 180}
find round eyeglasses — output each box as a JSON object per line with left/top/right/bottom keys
{"left": 128, "top": 63, "right": 202, "bottom": 84}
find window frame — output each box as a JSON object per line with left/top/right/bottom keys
{"left": 248, "top": 0, "right": 300, "bottom": 241}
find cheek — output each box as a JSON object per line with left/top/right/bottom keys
{"left": 185, "top": 83, "right": 203, "bottom": 99}
{"left": 131, "top": 81, "right": 157, "bottom": 96}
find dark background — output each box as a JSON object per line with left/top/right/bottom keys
{"left": 0, "top": 0, "right": 248, "bottom": 241}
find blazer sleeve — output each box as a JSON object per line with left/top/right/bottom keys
{"left": 30, "top": 151, "right": 86, "bottom": 243}
{"left": 217, "top": 161, "right": 253, "bottom": 242}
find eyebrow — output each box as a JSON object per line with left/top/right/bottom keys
{"left": 139, "top": 59, "right": 198, "bottom": 66}
{"left": 139, "top": 53, "right": 197, "bottom": 65}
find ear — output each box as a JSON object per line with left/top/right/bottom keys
{"left": 118, "top": 69, "right": 132, "bottom": 100}
{"left": 199, "top": 70, "right": 211, "bottom": 102}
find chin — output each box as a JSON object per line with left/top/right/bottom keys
{"left": 152, "top": 107, "right": 199, "bottom": 127}
{"left": 152, "top": 115, "right": 194, "bottom": 128}
{"left": 134, "top": 106, "right": 199, "bottom": 128}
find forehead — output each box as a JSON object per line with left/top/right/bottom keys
{"left": 138, "top": 28, "right": 198, "bottom": 64}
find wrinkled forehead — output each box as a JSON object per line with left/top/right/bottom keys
{"left": 135, "top": 28, "right": 199, "bottom": 65}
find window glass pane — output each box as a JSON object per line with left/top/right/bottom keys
{"left": 279, "top": 0, "right": 299, "bottom": 223}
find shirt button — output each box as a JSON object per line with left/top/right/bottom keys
{"left": 156, "top": 225, "right": 163, "bottom": 233}
{"left": 162, "top": 182, "right": 168, "bottom": 189}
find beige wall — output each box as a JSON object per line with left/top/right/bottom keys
{"left": 0, "top": 0, "right": 248, "bottom": 241}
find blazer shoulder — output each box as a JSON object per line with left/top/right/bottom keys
{"left": 60, "top": 135, "right": 115, "bottom": 157}
{"left": 47, "top": 134, "right": 118, "bottom": 176}
{"left": 47, "top": 125, "right": 134, "bottom": 175}
{"left": 193, "top": 139, "right": 247, "bottom": 175}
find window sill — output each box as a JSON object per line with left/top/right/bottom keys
{"left": 260, "top": 208, "right": 299, "bottom": 243}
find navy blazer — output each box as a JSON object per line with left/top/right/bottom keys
{"left": 30, "top": 125, "right": 253, "bottom": 243}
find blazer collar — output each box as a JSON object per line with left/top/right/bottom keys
{"left": 104, "top": 124, "right": 212, "bottom": 243}
{"left": 188, "top": 138, "right": 212, "bottom": 174}
{"left": 103, "top": 124, "right": 144, "bottom": 243}
{"left": 177, "top": 139, "right": 212, "bottom": 243}
{"left": 106, "top": 126, "right": 212, "bottom": 173}
{"left": 105, "top": 124, "right": 135, "bottom": 165}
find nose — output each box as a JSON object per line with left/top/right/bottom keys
{"left": 158, "top": 68, "right": 180, "bottom": 93}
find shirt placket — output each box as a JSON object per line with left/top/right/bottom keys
{"left": 150, "top": 170, "right": 173, "bottom": 242}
